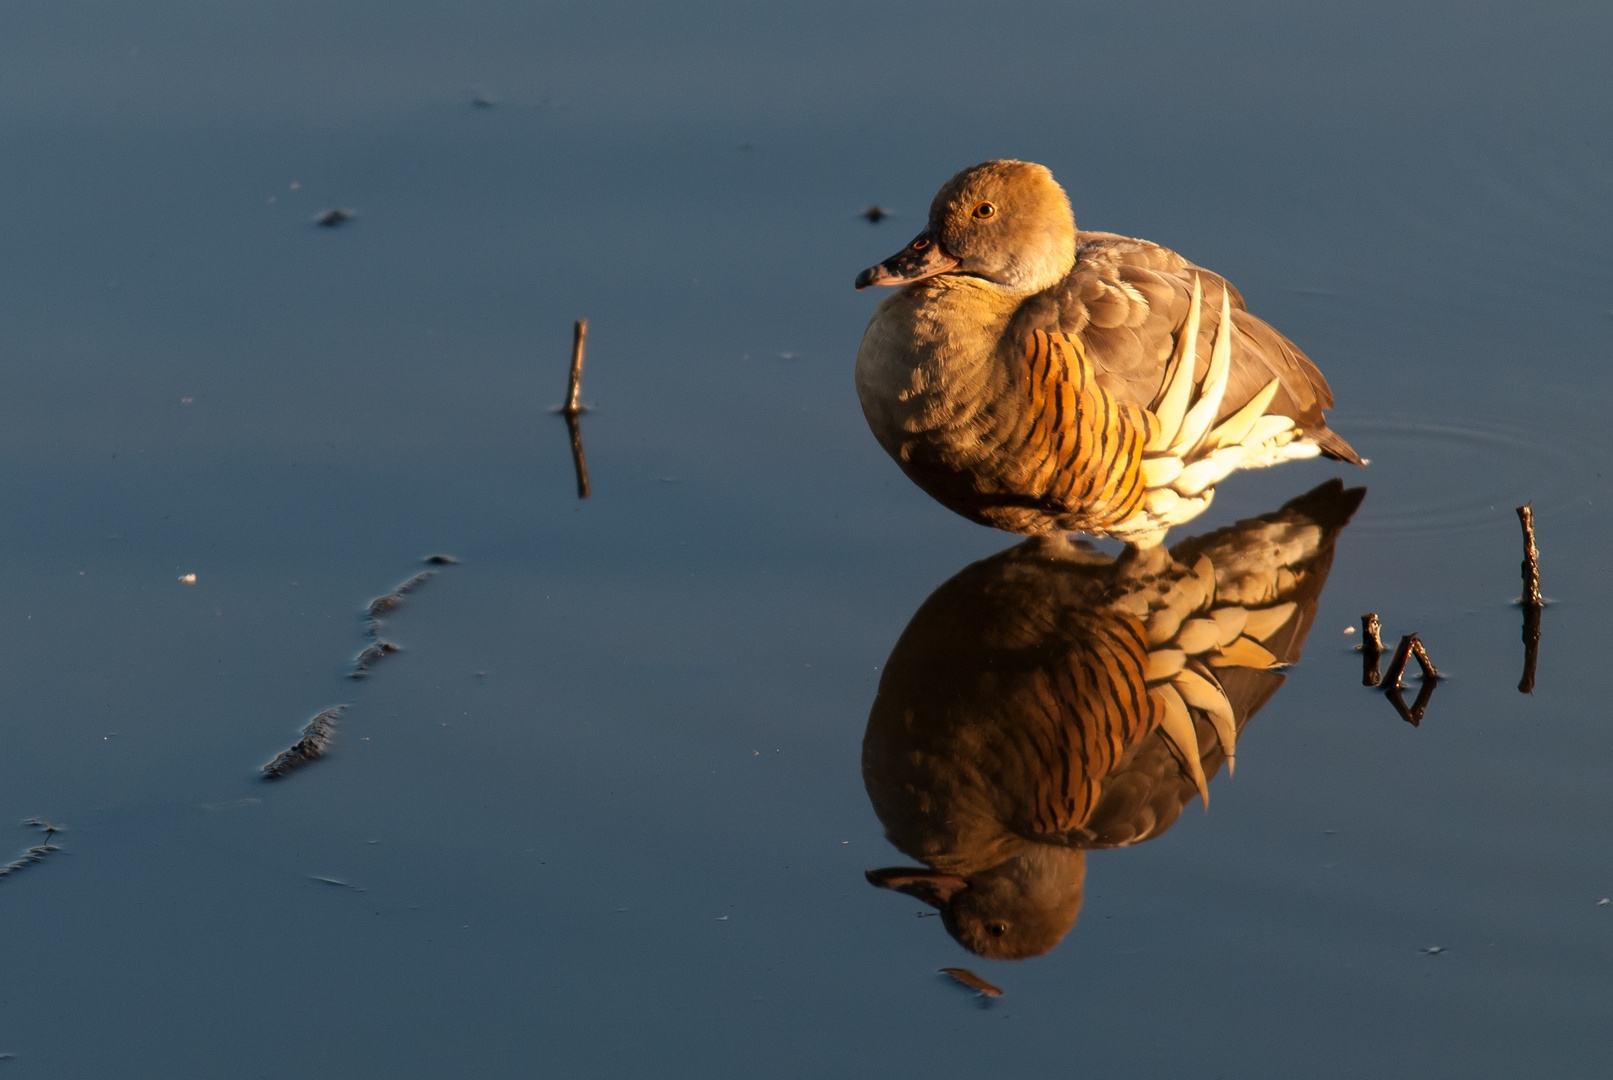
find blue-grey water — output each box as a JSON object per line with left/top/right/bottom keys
{"left": 2, "top": 2, "right": 1611, "bottom": 1076}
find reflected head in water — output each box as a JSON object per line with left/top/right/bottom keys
{"left": 863, "top": 480, "right": 1365, "bottom": 959}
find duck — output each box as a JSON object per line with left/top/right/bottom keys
{"left": 854, "top": 160, "right": 1363, "bottom": 547}
{"left": 862, "top": 480, "right": 1365, "bottom": 959}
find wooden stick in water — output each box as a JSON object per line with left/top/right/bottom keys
{"left": 556, "top": 319, "right": 592, "bottom": 499}
{"left": 1516, "top": 504, "right": 1542, "bottom": 606}
{"left": 564, "top": 319, "right": 588, "bottom": 417}
{"left": 1515, "top": 503, "right": 1542, "bottom": 693}
{"left": 1360, "top": 613, "right": 1383, "bottom": 687}
{"left": 1409, "top": 634, "right": 1441, "bottom": 681}
{"left": 1382, "top": 634, "right": 1414, "bottom": 690}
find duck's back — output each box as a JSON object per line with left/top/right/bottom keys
{"left": 1012, "top": 232, "right": 1360, "bottom": 465}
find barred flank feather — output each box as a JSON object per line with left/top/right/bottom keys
{"left": 1010, "top": 331, "right": 1152, "bottom": 532}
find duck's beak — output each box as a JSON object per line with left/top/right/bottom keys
{"left": 865, "top": 866, "right": 969, "bottom": 907}
{"left": 855, "top": 230, "right": 961, "bottom": 290}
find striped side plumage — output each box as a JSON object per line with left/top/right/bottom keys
{"left": 982, "top": 278, "right": 1331, "bottom": 545}
{"left": 1005, "top": 330, "right": 1156, "bottom": 534}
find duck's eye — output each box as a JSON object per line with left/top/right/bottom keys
{"left": 911, "top": 237, "right": 930, "bottom": 250}
{"left": 973, "top": 202, "right": 997, "bottom": 219}
{"left": 987, "top": 921, "right": 1008, "bottom": 937}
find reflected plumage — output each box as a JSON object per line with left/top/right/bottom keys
{"left": 855, "top": 160, "right": 1362, "bottom": 547}
{"left": 863, "top": 480, "right": 1364, "bottom": 959}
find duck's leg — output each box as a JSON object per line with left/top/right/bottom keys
{"left": 1113, "top": 536, "right": 1172, "bottom": 579}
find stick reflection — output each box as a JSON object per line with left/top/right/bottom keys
{"left": 565, "top": 411, "right": 592, "bottom": 499}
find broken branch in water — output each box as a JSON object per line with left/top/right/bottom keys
{"left": 1382, "top": 634, "right": 1415, "bottom": 690}
{"left": 263, "top": 706, "right": 345, "bottom": 778}
{"left": 1409, "top": 635, "right": 1441, "bottom": 681}
{"left": 1380, "top": 632, "right": 1438, "bottom": 725}
{"left": 1360, "top": 612, "right": 1383, "bottom": 686}
{"left": 555, "top": 319, "right": 593, "bottom": 499}
{"left": 1516, "top": 504, "right": 1542, "bottom": 606}
{"left": 563, "top": 318, "right": 588, "bottom": 417}
{"left": 1516, "top": 504, "right": 1543, "bottom": 693}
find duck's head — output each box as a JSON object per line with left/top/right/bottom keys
{"left": 866, "top": 845, "right": 1086, "bottom": 960}
{"left": 855, "top": 160, "right": 1076, "bottom": 297}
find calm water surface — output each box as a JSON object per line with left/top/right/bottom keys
{"left": 2, "top": 2, "right": 1612, "bottom": 1076}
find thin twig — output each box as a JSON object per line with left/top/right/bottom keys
{"left": 563, "top": 319, "right": 588, "bottom": 417}
{"left": 1360, "top": 613, "right": 1383, "bottom": 687}
{"left": 565, "top": 411, "right": 592, "bottom": 499}
{"left": 1519, "top": 601, "right": 1541, "bottom": 694}
{"left": 1409, "top": 634, "right": 1441, "bottom": 681}
{"left": 557, "top": 319, "right": 592, "bottom": 499}
{"left": 1517, "top": 504, "right": 1542, "bottom": 606}
{"left": 1382, "top": 634, "right": 1414, "bottom": 690}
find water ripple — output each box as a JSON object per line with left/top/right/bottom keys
{"left": 1330, "top": 414, "right": 1605, "bottom": 538}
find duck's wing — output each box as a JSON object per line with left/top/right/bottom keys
{"left": 1020, "top": 232, "right": 1361, "bottom": 465}
{"left": 1076, "top": 480, "right": 1365, "bottom": 847}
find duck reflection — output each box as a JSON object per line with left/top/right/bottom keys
{"left": 863, "top": 480, "right": 1364, "bottom": 959}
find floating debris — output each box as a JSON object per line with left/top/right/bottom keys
{"left": 1342, "top": 625, "right": 1355, "bottom": 635}
{"left": 1423, "top": 946, "right": 1445, "bottom": 955}
{"left": 265, "top": 561, "right": 456, "bottom": 775}
{"left": 352, "top": 640, "right": 400, "bottom": 676}
{"left": 0, "top": 820, "right": 63, "bottom": 882}
{"left": 471, "top": 95, "right": 494, "bottom": 108}
{"left": 179, "top": 572, "right": 197, "bottom": 584}
{"left": 862, "top": 205, "right": 888, "bottom": 223}
{"left": 939, "top": 967, "right": 1002, "bottom": 997}
{"left": 355, "top": 570, "right": 436, "bottom": 675}
{"left": 263, "top": 706, "right": 345, "bottom": 778}
{"left": 1597, "top": 898, "right": 1609, "bottom": 907}
{"left": 315, "top": 208, "right": 353, "bottom": 228}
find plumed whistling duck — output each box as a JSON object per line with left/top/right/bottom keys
{"left": 855, "top": 160, "right": 1362, "bottom": 547}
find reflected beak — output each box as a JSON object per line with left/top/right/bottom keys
{"left": 854, "top": 230, "right": 961, "bottom": 290}
{"left": 865, "top": 867, "right": 970, "bottom": 907}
